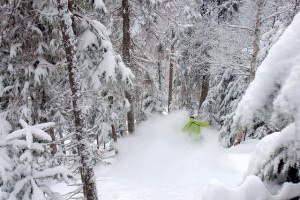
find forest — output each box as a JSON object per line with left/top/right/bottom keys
{"left": 0, "top": 0, "right": 300, "bottom": 199}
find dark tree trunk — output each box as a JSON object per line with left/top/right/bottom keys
{"left": 157, "top": 43, "right": 164, "bottom": 91}
{"left": 112, "top": 124, "right": 117, "bottom": 143}
{"left": 122, "top": 0, "right": 135, "bottom": 134}
{"left": 158, "top": 62, "right": 162, "bottom": 91}
{"left": 49, "top": 127, "right": 57, "bottom": 156}
{"left": 168, "top": 29, "right": 175, "bottom": 112}
{"left": 57, "top": 1, "right": 98, "bottom": 199}
{"left": 111, "top": 124, "right": 119, "bottom": 154}
{"left": 198, "top": 74, "right": 209, "bottom": 110}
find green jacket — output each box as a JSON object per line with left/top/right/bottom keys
{"left": 183, "top": 118, "right": 209, "bottom": 139}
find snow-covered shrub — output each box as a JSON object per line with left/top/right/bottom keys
{"left": 246, "top": 124, "right": 300, "bottom": 184}
{"left": 0, "top": 120, "right": 73, "bottom": 200}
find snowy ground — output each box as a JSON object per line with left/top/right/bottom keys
{"left": 51, "top": 111, "right": 300, "bottom": 199}
{"left": 93, "top": 111, "right": 258, "bottom": 200}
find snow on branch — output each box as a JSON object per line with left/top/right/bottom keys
{"left": 6, "top": 120, "right": 54, "bottom": 146}
{"left": 93, "top": 0, "right": 108, "bottom": 13}
{"left": 233, "top": 12, "right": 300, "bottom": 129}
{"left": 33, "top": 166, "right": 74, "bottom": 182}
{"left": 227, "top": 24, "right": 254, "bottom": 32}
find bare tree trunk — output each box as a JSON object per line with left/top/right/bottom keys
{"left": 158, "top": 61, "right": 162, "bottom": 91}
{"left": 292, "top": 0, "right": 299, "bottom": 18}
{"left": 181, "top": 72, "right": 185, "bottom": 109}
{"left": 27, "top": 97, "right": 33, "bottom": 125}
{"left": 167, "top": 29, "right": 175, "bottom": 112}
{"left": 250, "top": 0, "right": 264, "bottom": 82}
{"left": 185, "top": 41, "right": 195, "bottom": 110}
{"left": 185, "top": 77, "right": 190, "bottom": 110}
{"left": 57, "top": 1, "right": 98, "bottom": 199}
{"left": 157, "top": 43, "right": 163, "bottom": 91}
{"left": 174, "top": 68, "right": 178, "bottom": 101}
{"left": 198, "top": 74, "right": 209, "bottom": 110}
{"left": 235, "top": 0, "right": 264, "bottom": 146}
{"left": 122, "top": 0, "right": 135, "bottom": 134}
{"left": 49, "top": 127, "right": 57, "bottom": 156}
{"left": 112, "top": 124, "right": 117, "bottom": 143}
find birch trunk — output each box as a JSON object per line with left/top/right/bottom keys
{"left": 249, "top": 0, "right": 264, "bottom": 82}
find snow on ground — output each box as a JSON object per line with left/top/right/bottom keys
{"left": 50, "top": 110, "right": 300, "bottom": 199}
{"left": 94, "top": 110, "right": 258, "bottom": 200}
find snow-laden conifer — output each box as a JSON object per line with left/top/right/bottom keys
{"left": 0, "top": 119, "right": 73, "bottom": 199}
{"left": 235, "top": 12, "right": 300, "bottom": 184}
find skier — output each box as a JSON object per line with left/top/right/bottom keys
{"left": 183, "top": 116, "right": 210, "bottom": 140}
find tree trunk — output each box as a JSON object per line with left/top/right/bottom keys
{"left": 158, "top": 61, "right": 162, "bottom": 91}
{"left": 58, "top": 127, "right": 66, "bottom": 154}
{"left": 235, "top": 0, "right": 265, "bottom": 146}
{"left": 198, "top": 74, "right": 209, "bottom": 110}
{"left": 57, "top": 1, "right": 98, "bottom": 199}
{"left": 112, "top": 124, "right": 117, "bottom": 143}
{"left": 122, "top": 0, "right": 135, "bottom": 134}
{"left": 112, "top": 124, "right": 119, "bottom": 154}
{"left": 167, "top": 29, "right": 175, "bottom": 112}
{"left": 157, "top": 43, "right": 163, "bottom": 91}
{"left": 181, "top": 72, "right": 185, "bottom": 109}
{"left": 249, "top": 0, "right": 264, "bottom": 82}
{"left": 49, "top": 127, "right": 57, "bottom": 156}
{"left": 185, "top": 41, "right": 195, "bottom": 110}
{"left": 292, "top": 0, "right": 299, "bottom": 18}
{"left": 174, "top": 68, "right": 178, "bottom": 101}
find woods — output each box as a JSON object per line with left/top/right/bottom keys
{"left": 0, "top": 0, "right": 300, "bottom": 199}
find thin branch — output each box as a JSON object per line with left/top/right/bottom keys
{"left": 227, "top": 24, "right": 254, "bottom": 32}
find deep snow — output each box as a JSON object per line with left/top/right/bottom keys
{"left": 51, "top": 111, "right": 299, "bottom": 199}
{"left": 94, "top": 111, "right": 256, "bottom": 200}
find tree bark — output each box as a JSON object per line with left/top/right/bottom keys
{"left": 57, "top": 1, "right": 98, "bottom": 199}
{"left": 198, "top": 74, "right": 209, "bottom": 110}
{"left": 49, "top": 127, "right": 57, "bottom": 156}
{"left": 112, "top": 124, "right": 117, "bottom": 143}
{"left": 158, "top": 61, "right": 162, "bottom": 91}
{"left": 167, "top": 29, "right": 175, "bottom": 112}
{"left": 122, "top": 0, "right": 135, "bottom": 134}
{"left": 157, "top": 43, "right": 163, "bottom": 91}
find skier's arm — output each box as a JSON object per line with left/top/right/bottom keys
{"left": 195, "top": 121, "right": 210, "bottom": 127}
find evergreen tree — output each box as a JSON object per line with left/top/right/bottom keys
{"left": 0, "top": 119, "right": 72, "bottom": 200}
